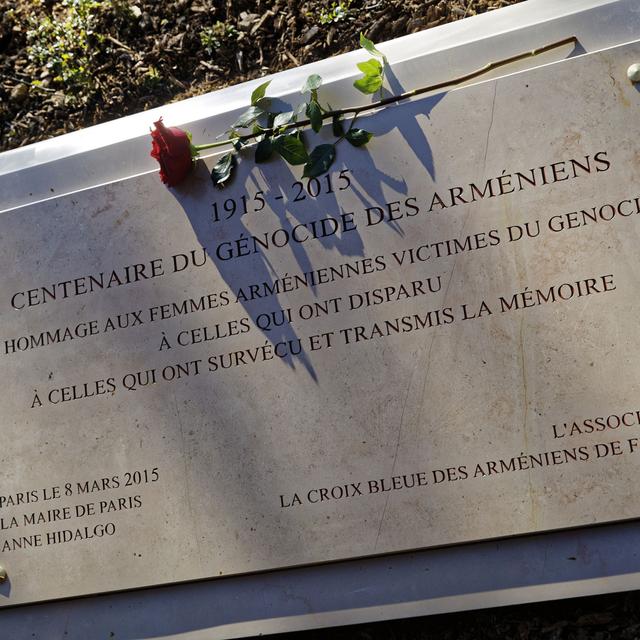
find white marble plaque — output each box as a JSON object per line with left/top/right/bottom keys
{"left": 2, "top": 39, "right": 640, "bottom": 607}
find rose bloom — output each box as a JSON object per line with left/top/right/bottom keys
{"left": 150, "top": 118, "right": 194, "bottom": 186}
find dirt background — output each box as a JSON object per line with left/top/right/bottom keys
{"left": 2, "top": 0, "right": 520, "bottom": 151}
{"left": 264, "top": 591, "right": 640, "bottom": 640}
{"left": 3, "top": 1, "right": 640, "bottom": 637}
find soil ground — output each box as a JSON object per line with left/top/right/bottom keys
{"left": 4, "top": 1, "right": 640, "bottom": 638}
{"left": 265, "top": 591, "right": 640, "bottom": 640}
{"left": 1, "top": 0, "right": 522, "bottom": 151}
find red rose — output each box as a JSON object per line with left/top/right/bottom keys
{"left": 150, "top": 118, "right": 194, "bottom": 186}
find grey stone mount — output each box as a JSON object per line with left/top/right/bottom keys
{"left": 1, "top": 0, "right": 640, "bottom": 637}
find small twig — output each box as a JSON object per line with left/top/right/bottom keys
{"left": 166, "top": 72, "right": 188, "bottom": 91}
{"left": 0, "top": 73, "right": 56, "bottom": 93}
{"left": 250, "top": 10, "right": 275, "bottom": 36}
{"left": 195, "top": 36, "right": 578, "bottom": 152}
{"left": 94, "top": 61, "right": 114, "bottom": 74}
{"left": 284, "top": 50, "right": 301, "bottom": 66}
{"left": 104, "top": 34, "right": 135, "bottom": 53}
{"left": 199, "top": 60, "right": 222, "bottom": 72}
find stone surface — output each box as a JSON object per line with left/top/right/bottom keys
{"left": 1, "top": 36, "right": 640, "bottom": 609}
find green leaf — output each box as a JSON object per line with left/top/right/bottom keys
{"left": 255, "top": 138, "right": 273, "bottom": 163}
{"left": 251, "top": 80, "right": 271, "bottom": 105}
{"left": 211, "top": 152, "right": 235, "bottom": 188}
{"left": 254, "top": 96, "right": 272, "bottom": 110}
{"left": 232, "top": 106, "right": 263, "bottom": 129}
{"left": 332, "top": 114, "right": 344, "bottom": 137}
{"left": 301, "top": 73, "right": 322, "bottom": 93}
{"left": 303, "top": 144, "right": 335, "bottom": 178}
{"left": 345, "top": 128, "right": 373, "bottom": 147}
{"left": 273, "top": 110, "right": 295, "bottom": 129}
{"left": 353, "top": 74, "right": 383, "bottom": 94}
{"left": 356, "top": 58, "right": 382, "bottom": 76}
{"left": 360, "top": 33, "right": 387, "bottom": 62}
{"left": 272, "top": 134, "right": 309, "bottom": 165}
{"left": 306, "top": 100, "right": 323, "bottom": 133}
{"left": 232, "top": 137, "right": 249, "bottom": 151}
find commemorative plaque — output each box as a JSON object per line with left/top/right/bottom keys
{"left": 2, "top": 39, "right": 640, "bottom": 607}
